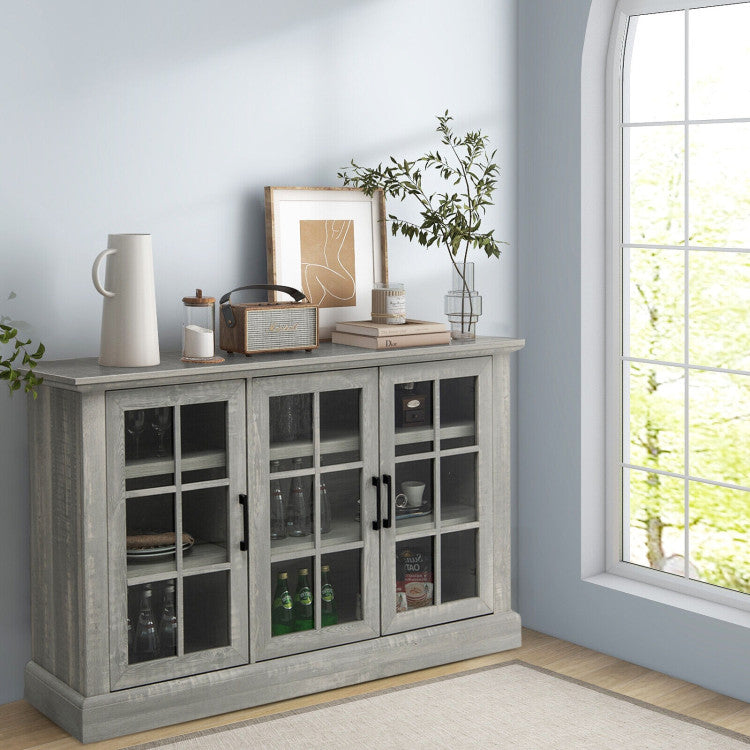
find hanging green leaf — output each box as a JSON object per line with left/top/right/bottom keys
{"left": 0, "top": 299, "right": 45, "bottom": 397}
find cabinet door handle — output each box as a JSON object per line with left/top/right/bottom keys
{"left": 382, "top": 474, "right": 393, "bottom": 528}
{"left": 371, "top": 476, "right": 381, "bottom": 531}
{"left": 239, "top": 494, "right": 249, "bottom": 551}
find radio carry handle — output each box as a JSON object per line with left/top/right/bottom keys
{"left": 220, "top": 284, "right": 309, "bottom": 328}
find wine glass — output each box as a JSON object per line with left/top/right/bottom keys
{"left": 151, "top": 407, "right": 171, "bottom": 458}
{"left": 125, "top": 410, "right": 145, "bottom": 459}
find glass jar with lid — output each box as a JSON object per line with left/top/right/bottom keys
{"left": 181, "top": 289, "right": 221, "bottom": 362}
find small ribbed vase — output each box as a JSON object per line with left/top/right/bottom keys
{"left": 444, "top": 262, "right": 482, "bottom": 340}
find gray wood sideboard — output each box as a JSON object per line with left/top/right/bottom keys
{"left": 25, "top": 337, "right": 523, "bottom": 742}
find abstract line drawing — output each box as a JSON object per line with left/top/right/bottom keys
{"left": 299, "top": 219, "right": 357, "bottom": 308}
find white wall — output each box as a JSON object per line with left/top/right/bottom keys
{"left": 518, "top": 0, "right": 750, "bottom": 704}
{"left": 0, "top": 0, "right": 517, "bottom": 703}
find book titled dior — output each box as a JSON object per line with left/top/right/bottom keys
{"left": 332, "top": 318, "right": 450, "bottom": 350}
{"left": 331, "top": 330, "right": 450, "bottom": 350}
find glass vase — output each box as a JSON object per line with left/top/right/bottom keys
{"left": 444, "top": 262, "right": 482, "bottom": 340}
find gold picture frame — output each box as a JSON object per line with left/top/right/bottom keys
{"left": 264, "top": 186, "right": 388, "bottom": 340}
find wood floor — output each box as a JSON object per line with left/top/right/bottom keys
{"left": 3, "top": 628, "right": 750, "bottom": 749}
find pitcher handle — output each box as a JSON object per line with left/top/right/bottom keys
{"left": 92, "top": 249, "right": 116, "bottom": 298}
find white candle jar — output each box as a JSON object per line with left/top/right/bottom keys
{"left": 371, "top": 282, "right": 406, "bottom": 325}
{"left": 181, "top": 289, "right": 218, "bottom": 362}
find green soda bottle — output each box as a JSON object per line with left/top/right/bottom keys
{"left": 321, "top": 564, "right": 338, "bottom": 627}
{"left": 293, "top": 568, "right": 314, "bottom": 631}
{"left": 271, "top": 572, "right": 294, "bottom": 636}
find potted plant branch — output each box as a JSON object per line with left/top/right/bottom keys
{"left": 1, "top": 292, "right": 45, "bottom": 397}
{"left": 339, "top": 111, "right": 506, "bottom": 338}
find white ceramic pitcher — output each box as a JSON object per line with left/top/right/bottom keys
{"left": 92, "top": 234, "right": 160, "bottom": 367}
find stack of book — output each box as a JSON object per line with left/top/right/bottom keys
{"left": 331, "top": 320, "right": 450, "bottom": 350}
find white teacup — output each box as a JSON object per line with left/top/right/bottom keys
{"left": 395, "top": 480, "right": 426, "bottom": 509}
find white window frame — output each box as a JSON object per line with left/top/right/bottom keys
{"left": 605, "top": 0, "right": 750, "bottom": 613}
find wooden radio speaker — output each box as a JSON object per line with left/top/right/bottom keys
{"left": 219, "top": 284, "right": 319, "bottom": 355}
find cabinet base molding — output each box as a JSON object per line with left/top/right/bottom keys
{"left": 25, "top": 610, "right": 520, "bottom": 743}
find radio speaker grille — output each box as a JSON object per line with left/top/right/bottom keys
{"left": 245, "top": 307, "right": 317, "bottom": 352}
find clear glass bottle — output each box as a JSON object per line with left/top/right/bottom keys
{"left": 270, "top": 462, "right": 286, "bottom": 540}
{"left": 320, "top": 480, "right": 331, "bottom": 534}
{"left": 158, "top": 582, "right": 178, "bottom": 658}
{"left": 288, "top": 458, "right": 309, "bottom": 537}
{"left": 181, "top": 289, "right": 218, "bottom": 361}
{"left": 133, "top": 584, "right": 159, "bottom": 662}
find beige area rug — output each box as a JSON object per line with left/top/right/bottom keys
{"left": 128, "top": 661, "right": 750, "bottom": 749}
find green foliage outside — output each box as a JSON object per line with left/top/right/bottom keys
{"left": 626, "top": 125, "right": 750, "bottom": 595}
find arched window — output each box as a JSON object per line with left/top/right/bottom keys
{"left": 608, "top": 0, "right": 750, "bottom": 605}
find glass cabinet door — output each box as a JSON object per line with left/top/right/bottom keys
{"left": 107, "top": 381, "right": 248, "bottom": 690}
{"left": 249, "top": 369, "right": 380, "bottom": 660}
{"left": 379, "top": 358, "right": 494, "bottom": 635}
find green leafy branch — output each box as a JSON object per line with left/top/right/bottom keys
{"left": 0, "top": 305, "right": 45, "bottom": 397}
{"left": 339, "top": 112, "right": 506, "bottom": 333}
{"left": 338, "top": 111, "right": 506, "bottom": 265}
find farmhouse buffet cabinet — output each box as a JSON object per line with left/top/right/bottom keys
{"left": 25, "top": 338, "right": 523, "bottom": 742}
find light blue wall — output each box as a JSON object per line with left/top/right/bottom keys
{"left": 0, "top": 0, "right": 517, "bottom": 703}
{"left": 518, "top": 0, "right": 750, "bottom": 703}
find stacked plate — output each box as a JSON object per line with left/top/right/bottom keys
{"left": 126, "top": 538, "right": 194, "bottom": 561}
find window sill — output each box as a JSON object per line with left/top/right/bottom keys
{"left": 582, "top": 572, "right": 750, "bottom": 630}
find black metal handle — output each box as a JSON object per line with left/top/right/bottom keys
{"left": 239, "top": 494, "right": 249, "bottom": 551}
{"left": 382, "top": 474, "right": 393, "bottom": 528}
{"left": 371, "top": 476, "right": 381, "bottom": 530}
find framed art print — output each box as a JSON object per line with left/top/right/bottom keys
{"left": 264, "top": 186, "right": 388, "bottom": 340}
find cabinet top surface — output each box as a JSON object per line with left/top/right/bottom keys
{"left": 31, "top": 337, "right": 524, "bottom": 389}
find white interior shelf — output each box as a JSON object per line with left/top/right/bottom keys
{"left": 126, "top": 542, "right": 228, "bottom": 582}
{"left": 264, "top": 420, "right": 476, "bottom": 466}
{"left": 269, "top": 518, "right": 362, "bottom": 559}
{"left": 394, "top": 504, "right": 476, "bottom": 535}
{"left": 125, "top": 450, "right": 225, "bottom": 480}
{"left": 394, "top": 420, "right": 474, "bottom": 446}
